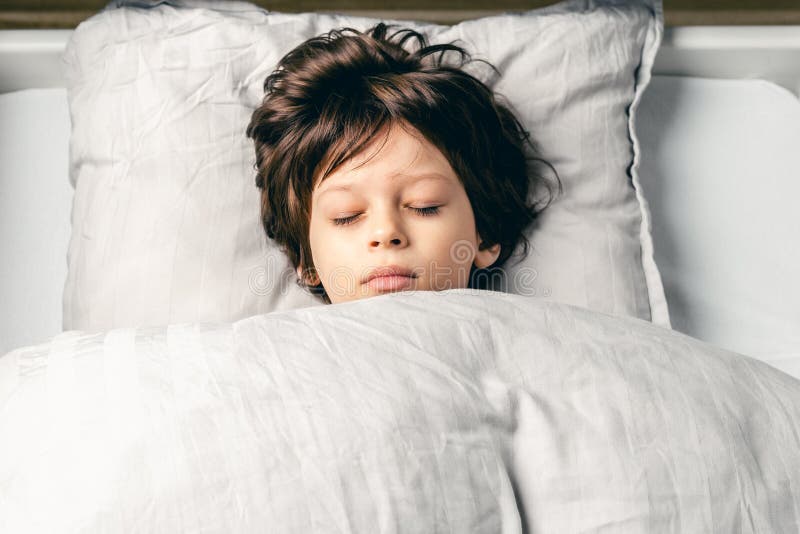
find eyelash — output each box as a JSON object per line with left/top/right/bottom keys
{"left": 332, "top": 206, "right": 440, "bottom": 226}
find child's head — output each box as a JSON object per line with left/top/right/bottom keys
{"left": 247, "top": 23, "right": 554, "bottom": 304}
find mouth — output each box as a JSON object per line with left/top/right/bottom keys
{"left": 363, "top": 265, "right": 418, "bottom": 292}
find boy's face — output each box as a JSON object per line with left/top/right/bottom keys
{"left": 306, "top": 122, "right": 500, "bottom": 304}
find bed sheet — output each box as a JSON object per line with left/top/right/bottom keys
{"left": 0, "top": 88, "right": 72, "bottom": 356}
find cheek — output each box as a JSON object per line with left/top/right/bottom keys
{"left": 430, "top": 237, "right": 476, "bottom": 272}
{"left": 308, "top": 216, "right": 359, "bottom": 277}
{"left": 422, "top": 213, "right": 478, "bottom": 267}
{"left": 308, "top": 217, "right": 333, "bottom": 268}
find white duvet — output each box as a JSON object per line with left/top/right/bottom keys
{"left": 1, "top": 289, "right": 798, "bottom": 533}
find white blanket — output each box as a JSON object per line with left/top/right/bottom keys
{"left": 1, "top": 289, "right": 798, "bottom": 533}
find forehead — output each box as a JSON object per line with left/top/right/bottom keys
{"left": 314, "top": 122, "right": 456, "bottom": 194}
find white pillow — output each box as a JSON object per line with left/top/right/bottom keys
{"left": 61, "top": 0, "right": 669, "bottom": 332}
{"left": 0, "top": 89, "right": 72, "bottom": 355}
{"left": 637, "top": 75, "right": 800, "bottom": 362}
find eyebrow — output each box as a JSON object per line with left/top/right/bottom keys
{"left": 316, "top": 172, "right": 453, "bottom": 198}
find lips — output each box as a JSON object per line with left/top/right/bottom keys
{"left": 363, "top": 265, "right": 417, "bottom": 284}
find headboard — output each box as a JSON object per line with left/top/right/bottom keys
{"left": 1, "top": 0, "right": 800, "bottom": 29}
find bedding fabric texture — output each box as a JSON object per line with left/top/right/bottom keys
{"left": 60, "top": 0, "right": 670, "bottom": 332}
{"left": 1, "top": 289, "right": 798, "bottom": 533}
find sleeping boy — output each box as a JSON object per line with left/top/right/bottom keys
{"left": 246, "top": 23, "right": 556, "bottom": 304}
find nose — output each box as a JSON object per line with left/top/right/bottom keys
{"left": 368, "top": 208, "right": 408, "bottom": 249}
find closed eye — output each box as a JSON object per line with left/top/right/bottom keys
{"left": 332, "top": 214, "right": 360, "bottom": 226}
{"left": 412, "top": 206, "right": 439, "bottom": 216}
{"left": 332, "top": 206, "right": 440, "bottom": 226}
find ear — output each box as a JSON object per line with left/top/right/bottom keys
{"left": 473, "top": 236, "right": 501, "bottom": 269}
{"left": 296, "top": 265, "right": 320, "bottom": 285}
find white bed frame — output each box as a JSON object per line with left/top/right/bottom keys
{"left": 2, "top": 26, "right": 800, "bottom": 96}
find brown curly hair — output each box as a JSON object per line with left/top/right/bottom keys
{"left": 246, "top": 22, "right": 557, "bottom": 302}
